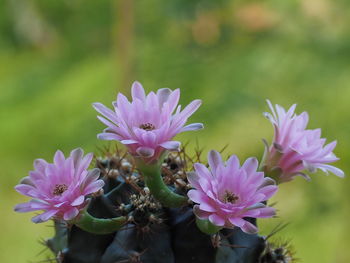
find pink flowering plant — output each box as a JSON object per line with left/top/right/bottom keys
{"left": 14, "top": 82, "right": 344, "bottom": 263}
{"left": 263, "top": 100, "right": 344, "bottom": 183}
{"left": 93, "top": 81, "right": 203, "bottom": 163}
{"left": 188, "top": 150, "right": 277, "bottom": 234}
{"left": 15, "top": 148, "right": 104, "bottom": 223}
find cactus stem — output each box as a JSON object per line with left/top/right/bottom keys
{"left": 73, "top": 209, "right": 127, "bottom": 235}
{"left": 137, "top": 159, "right": 188, "bottom": 208}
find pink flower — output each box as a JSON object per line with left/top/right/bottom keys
{"left": 187, "top": 150, "right": 278, "bottom": 234}
{"left": 93, "top": 81, "right": 203, "bottom": 163}
{"left": 14, "top": 148, "right": 104, "bottom": 223}
{"left": 264, "top": 100, "right": 344, "bottom": 183}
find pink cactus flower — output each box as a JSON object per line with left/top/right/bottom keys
{"left": 14, "top": 148, "right": 104, "bottom": 223}
{"left": 93, "top": 81, "right": 203, "bottom": 163}
{"left": 264, "top": 100, "right": 344, "bottom": 183}
{"left": 187, "top": 150, "right": 278, "bottom": 234}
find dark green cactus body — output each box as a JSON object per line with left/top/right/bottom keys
{"left": 47, "top": 151, "right": 269, "bottom": 263}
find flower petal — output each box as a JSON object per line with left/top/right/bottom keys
{"left": 157, "top": 88, "right": 172, "bottom": 108}
{"left": 160, "top": 141, "right": 181, "bottom": 151}
{"left": 97, "top": 132, "right": 122, "bottom": 141}
{"left": 241, "top": 220, "right": 258, "bottom": 234}
{"left": 121, "top": 139, "right": 139, "bottom": 145}
{"left": 63, "top": 208, "right": 80, "bottom": 221}
{"left": 83, "top": 180, "right": 105, "bottom": 195}
{"left": 14, "top": 202, "right": 40, "bottom": 213}
{"left": 180, "top": 123, "right": 204, "bottom": 132}
{"left": 32, "top": 210, "right": 58, "bottom": 223}
{"left": 241, "top": 157, "right": 259, "bottom": 176}
{"left": 136, "top": 147, "right": 155, "bottom": 158}
{"left": 186, "top": 171, "right": 201, "bottom": 189}
{"left": 228, "top": 217, "right": 245, "bottom": 227}
{"left": 208, "top": 214, "right": 225, "bottom": 227}
{"left": 208, "top": 150, "right": 223, "bottom": 173}
{"left": 93, "top": 102, "right": 118, "bottom": 123}
{"left": 71, "top": 195, "right": 85, "bottom": 206}
{"left": 193, "top": 205, "right": 211, "bottom": 220}
{"left": 131, "top": 81, "right": 146, "bottom": 101}
{"left": 316, "top": 164, "right": 345, "bottom": 178}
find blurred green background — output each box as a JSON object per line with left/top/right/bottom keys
{"left": 1, "top": 0, "right": 349, "bottom": 262}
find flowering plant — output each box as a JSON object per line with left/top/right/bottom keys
{"left": 188, "top": 150, "right": 277, "bottom": 234}
{"left": 14, "top": 82, "right": 344, "bottom": 263}
{"left": 15, "top": 148, "right": 104, "bottom": 223}
{"left": 93, "top": 81, "right": 203, "bottom": 163}
{"left": 263, "top": 100, "right": 344, "bottom": 183}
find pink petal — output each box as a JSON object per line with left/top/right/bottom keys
{"left": 179, "top": 99, "right": 202, "bottom": 120}
{"left": 70, "top": 148, "right": 84, "bottom": 168}
{"left": 141, "top": 132, "right": 157, "bottom": 146}
{"left": 316, "top": 164, "right": 345, "bottom": 178}
{"left": 32, "top": 210, "right": 58, "bottom": 223}
{"left": 194, "top": 163, "right": 212, "bottom": 181}
{"left": 241, "top": 157, "right": 259, "bottom": 176}
{"left": 71, "top": 195, "right": 85, "bottom": 206}
{"left": 14, "top": 202, "right": 40, "bottom": 213}
{"left": 54, "top": 202, "right": 67, "bottom": 208}
{"left": 131, "top": 81, "right": 146, "bottom": 101}
{"left": 258, "top": 177, "right": 276, "bottom": 189}
{"left": 33, "top": 159, "right": 48, "bottom": 173}
{"left": 186, "top": 171, "right": 201, "bottom": 189}
{"left": 76, "top": 153, "right": 93, "bottom": 175}
{"left": 166, "top": 89, "right": 180, "bottom": 113}
{"left": 208, "top": 214, "right": 225, "bottom": 227}
{"left": 82, "top": 168, "right": 100, "bottom": 188}
{"left": 187, "top": 189, "right": 207, "bottom": 204}
{"left": 19, "top": 176, "right": 35, "bottom": 187}
{"left": 97, "top": 116, "right": 119, "bottom": 130}
{"left": 15, "top": 184, "right": 36, "bottom": 196}
{"left": 29, "top": 172, "right": 43, "bottom": 183}
{"left": 257, "top": 185, "right": 278, "bottom": 200}
{"left": 41, "top": 210, "right": 59, "bottom": 221}
{"left": 226, "top": 155, "right": 240, "bottom": 172}
{"left": 199, "top": 202, "right": 217, "bottom": 212}
{"left": 208, "top": 150, "right": 223, "bottom": 173}
{"left": 54, "top": 150, "right": 66, "bottom": 167}
{"left": 172, "top": 99, "right": 202, "bottom": 128}
{"left": 246, "top": 203, "right": 266, "bottom": 210}
{"left": 121, "top": 139, "right": 138, "bottom": 145}
{"left": 31, "top": 214, "right": 44, "bottom": 223}
{"left": 193, "top": 205, "right": 211, "bottom": 220}
{"left": 97, "top": 132, "right": 122, "bottom": 141}
{"left": 228, "top": 217, "right": 245, "bottom": 227}
{"left": 256, "top": 207, "right": 276, "bottom": 218}
{"left": 63, "top": 208, "right": 80, "bottom": 221}
{"left": 160, "top": 141, "right": 181, "bottom": 151}
{"left": 157, "top": 88, "right": 172, "bottom": 108}
{"left": 241, "top": 221, "right": 258, "bottom": 234}
{"left": 83, "top": 180, "right": 105, "bottom": 195}
{"left": 93, "top": 102, "right": 118, "bottom": 123}
{"left": 180, "top": 123, "right": 204, "bottom": 132}
{"left": 136, "top": 147, "right": 155, "bottom": 158}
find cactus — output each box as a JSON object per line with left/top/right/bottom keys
{"left": 45, "top": 147, "right": 276, "bottom": 263}
{"left": 15, "top": 82, "right": 343, "bottom": 263}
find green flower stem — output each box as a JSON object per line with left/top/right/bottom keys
{"left": 259, "top": 139, "right": 283, "bottom": 183}
{"left": 73, "top": 209, "right": 127, "bottom": 235}
{"left": 137, "top": 160, "right": 188, "bottom": 208}
{"left": 195, "top": 218, "right": 222, "bottom": 235}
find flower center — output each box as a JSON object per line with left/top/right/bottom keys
{"left": 139, "top": 123, "right": 155, "bottom": 131}
{"left": 223, "top": 190, "right": 239, "bottom": 204}
{"left": 53, "top": 184, "right": 68, "bottom": 196}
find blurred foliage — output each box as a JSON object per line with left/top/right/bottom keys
{"left": 1, "top": 0, "right": 350, "bottom": 262}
